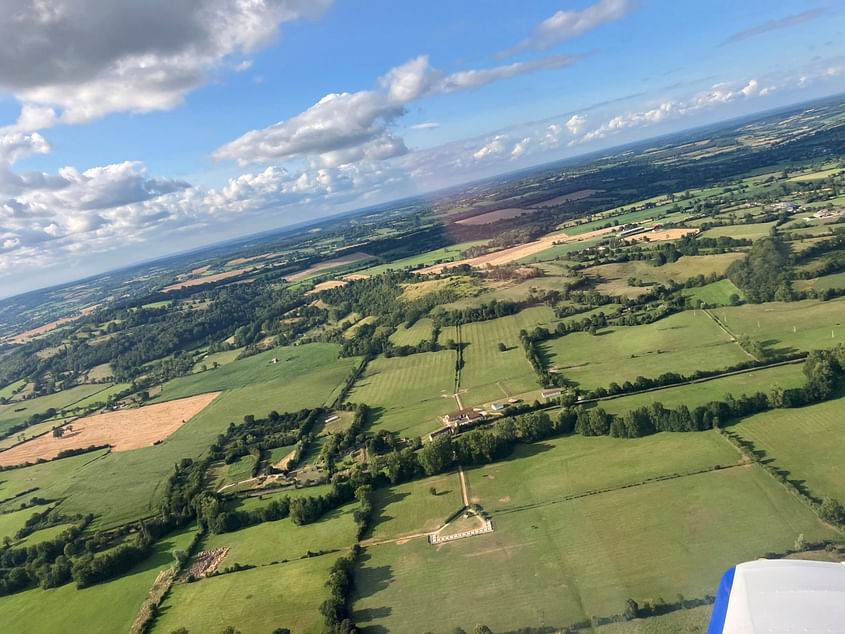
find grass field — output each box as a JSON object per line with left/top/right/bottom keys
{"left": 1, "top": 344, "right": 354, "bottom": 528}
{"left": 0, "top": 449, "right": 109, "bottom": 511}
{"left": 0, "top": 383, "right": 111, "bottom": 435}
{"left": 0, "top": 526, "right": 196, "bottom": 634}
{"left": 597, "top": 362, "right": 806, "bottom": 417}
{"left": 0, "top": 504, "right": 53, "bottom": 541}
{"left": 541, "top": 310, "right": 750, "bottom": 390}
{"left": 0, "top": 379, "right": 26, "bottom": 400}
{"left": 354, "top": 455, "right": 836, "bottom": 632}
{"left": 717, "top": 298, "right": 845, "bottom": 355}
{"left": 347, "top": 351, "right": 457, "bottom": 438}
{"left": 454, "top": 307, "right": 554, "bottom": 407}
{"left": 389, "top": 317, "right": 433, "bottom": 346}
{"left": 732, "top": 393, "right": 845, "bottom": 502}
{"left": 153, "top": 554, "right": 335, "bottom": 634}
{"left": 68, "top": 383, "right": 133, "bottom": 410}
{"left": 683, "top": 279, "right": 744, "bottom": 306}
{"left": 367, "top": 471, "right": 463, "bottom": 542}
{"left": 200, "top": 503, "right": 358, "bottom": 568}
{"left": 222, "top": 454, "right": 256, "bottom": 486}
{"left": 361, "top": 241, "right": 488, "bottom": 276}
{"left": 13, "top": 522, "right": 74, "bottom": 549}
{"left": 154, "top": 342, "right": 350, "bottom": 404}
{"left": 582, "top": 254, "right": 744, "bottom": 297}
{"left": 700, "top": 222, "right": 777, "bottom": 240}
{"left": 192, "top": 348, "right": 242, "bottom": 373}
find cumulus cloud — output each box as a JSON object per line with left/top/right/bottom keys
{"left": 0, "top": 0, "right": 333, "bottom": 124}
{"left": 723, "top": 8, "right": 826, "bottom": 45}
{"left": 500, "top": 0, "right": 632, "bottom": 58}
{"left": 215, "top": 52, "right": 590, "bottom": 167}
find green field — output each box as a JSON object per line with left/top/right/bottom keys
{"left": 0, "top": 383, "right": 111, "bottom": 434}
{"left": 354, "top": 452, "right": 836, "bottom": 632}
{"left": 388, "top": 317, "right": 434, "bottom": 346}
{"left": 452, "top": 308, "right": 554, "bottom": 406}
{"left": 67, "top": 383, "right": 133, "bottom": 410}
{"left": 0, "top": 379, "right": 26, "bottom": 400}
{"left": 367, "top": 471, "right": 464, "bottom": 541}
{"left": 541, "top": 310, "right": 750, "bottom": 390}
{"left": 154, "top": 342, "right": 352, "bottom": 405}
{"left": 0, "top": 526, "right": 196, "bottom": 634}
{"left": 200, "top": 503, "right": 358, "bottom": 568}
{"left": 3, "top": 345, "right": 355, "bottom": 529}
{"left": 347, "top": 351, "right": 457, "bottom": 438}
{"left": 0, "top": 449, "right": 109, "bottom": 512}
{"left": 0, "top": 504, "right": 53, "bottom": 541}
{"left": 598, "top": 362, "right": 806, "bottom": 417}
{"left": 700, "top": 221, "right": 778, "bottom": 240}
{"left": 222, "top": 454, "right": 256, "bottom": 486}
{"left": 717, "top": 297, "right": 845, "bottom": 355}
{"left": 361, "top": 240, "right": 488, "bottom": 276}
{"left": 192, "top": 348, "right": 242, "bottom": 373}
{"left": 518, "top": 237, "right": 604, "bottom": 263}
{"left": 733, "top": 394, "right": 845, "bottom": 502}
{"left": 153, "top": 554, "right": 335, "bottom": 634}
{"left": 683, "top": 279, "right": 744, "bottom": 306}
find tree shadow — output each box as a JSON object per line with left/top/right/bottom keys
{"left": 364, "top": 489, "right": 411, "bottom": 539}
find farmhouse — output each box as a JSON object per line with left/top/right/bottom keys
{"left": 541, "top": 389, "right": 563, "bottom": 399}
{"left": 443, "top": 408, "right": 484, "bottom": 424}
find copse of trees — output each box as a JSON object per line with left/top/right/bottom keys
{"left": 727, "top": 235, "right": 794, "bottom": 302}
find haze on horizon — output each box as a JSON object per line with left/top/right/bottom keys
{"left": 1, "top": 0, "right": 844, "bottom": 298}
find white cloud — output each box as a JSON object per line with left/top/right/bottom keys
{"left": 472, "top": 135, "right": 508, "bottom": 161}
{"left": 0, "top": 0, "right": 333, "bottom": 125}
{"left": 215, "top": 52, "right": 589, "bottom": 167}
{"left": 411, "top": 122, "right": 440, "bottom": 129}
{"left": 565, "top": 115, "right": 587, "bottom": 135}
{"left": 500, "top": 0, "right": 632, "bottom": 57}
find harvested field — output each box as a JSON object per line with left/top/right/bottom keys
{"left": 625, "top": 227, "right": 699, "bottom": 242}
{"left": 343, "top": 273, "right": 370, "bottom": 280}
{"left": 0, "top": 392, "right": 220, "bottom": 466}
{"left": 285, "top": 252, "right": 372, "bottom": 281}
{"left": 306, "top": 280, "right": 347, "bottom": 294}
{"left": 455, "top": 207, "right": 536, "bottom": 225}
{"left": 225, "top": 252, "right": 283, "bottom": 267}
{"left": 162, "top": 269, "right": 251, "bottom": 292}
{"left": 527, "top": 188, "right": 602, "bottom": 207}
{"left": 419, "top": 227, "right": 615, "bottom": 274}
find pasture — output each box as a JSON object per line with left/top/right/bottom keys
{"left": 597, "top": 362, "right": 806, "bottom": 417}
{"left": 717, "top": 298, "right": 845, "bottom": 355}
{"left": 367, "top": 471, "right": 463, "bottom": 542}
{"left": 346, "top": 351, "right": 456, "bottom": 438}
{"left": 0, "top": 383, "right": 111, "bottom": 435}
{"left": 354, "top": 461, "right": 836, "bottom": 632}
{"left": 700, "top": 221, "right": 778, "bottom": 240}
{"left": 153, "top": 554, "right": 334, "bottom": 634}
{"left": 389, "top": 318, "right": 434, "bottom": 346}
{"left": 200, "top": 503, "right": 358, "bottom": 568}
{"left": 0, "top": 527, "right": 196, "bottom": 634}
{"left": 683, "top": 279, "right": 744, "bottom": 306}
{"left": 0, "top": 504, "right": 54, "bottom": 541}
{"left": 540, "top": 310, "right": 749, "bottom": 390}
{"left": 733, "top": 394, "right": 845, "bottom": 502}
{"left": 361, "top": 241, "right": 488, "bottom": 276}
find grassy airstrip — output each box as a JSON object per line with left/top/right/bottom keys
{"left": 541, "top": 309, "right": 750, "bottom": 390}
{"left": 0, "top": 527, "right": 196, "bottom": 633}
{"left": 354, "top": 434, "right": 836, "bottom": 632}
{"left": 347, "top": 351, "right": 457, "bottom": 438}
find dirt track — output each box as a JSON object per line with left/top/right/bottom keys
{"left": 0, "top": 392, "right": 220, "bottom": 466}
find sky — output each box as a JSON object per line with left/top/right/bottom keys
{"left": 1, "top": 0, "right": 844, "bottom": 298}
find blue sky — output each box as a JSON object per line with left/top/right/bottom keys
{"left": 1, "top": 0, "right": 844, "bottom": 297}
